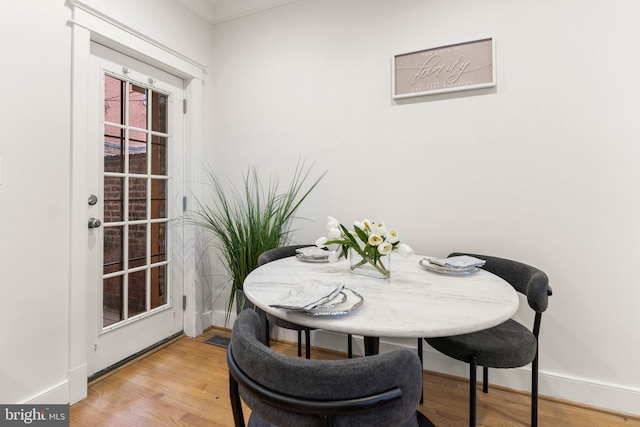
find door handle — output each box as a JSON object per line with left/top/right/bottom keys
{"left": 88, "top": 218, "right": 102, "bottom": 229}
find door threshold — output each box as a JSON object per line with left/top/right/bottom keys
{"left": 88, "top": 331, "right": 184, "bottom": 383}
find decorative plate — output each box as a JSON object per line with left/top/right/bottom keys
{"left": 296, "top": 253, "right": 329, "bottom": 263}
{"left": 304, "top": 288, "right": 364, "bottom": 316}
{"left": 419, "top": 258, "right": 480, "bottom": 275}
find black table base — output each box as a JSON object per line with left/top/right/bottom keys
{"left": 365, "top": 336, "right": 435, "bottom": 426}
{"left": 417, "top": 410, "right": 436, "bottom": 426}
{"left": 363, "top": 336, "right": 380, "bottom": 356}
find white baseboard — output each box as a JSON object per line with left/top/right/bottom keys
{"left": 67, "top": 363, "right": 88, "bottom": 404}
{"left": 212, "top": 310, "right": 234, "bottom": 329}
{"left": 417, "top": 341, "right": 640, "bottom": 417}
{"left": 221, "top": 316, "right": 640, "bottom": 417}
{"left": 345, "top": 333, "right": 640, "bottom": 417}
{"left": 198, "top": 310, "right": 213, "bottom": 335}
{"left": 22, "top": 380, "right": 69, "bottom": 405}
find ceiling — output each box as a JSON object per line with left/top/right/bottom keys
{"left": 177, "top": 0, "right": 299, "bottom": 24}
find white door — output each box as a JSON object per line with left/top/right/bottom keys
{"left": 87, "top": 43, "right": 185, "bottom": 376}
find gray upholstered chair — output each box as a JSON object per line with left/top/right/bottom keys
{"left": 257, "top": 245, "right": 316, "bottom": 358}
{"left": 425, "top": 253, "right": 552, "bottom": 427}
{"left": 228, "top": 310, "right": 424, "bottom": 427}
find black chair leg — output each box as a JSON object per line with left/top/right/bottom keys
{"left": 265, "top": 318, "right": 271, "bottom": 347}
{"left": 297, "top": 330, "right": 302, "bottom": 357}
{"left": 470, "top": 355, "right": 477, "bottom": 427}
{"left": 229, "top": 373, "right": 245, "bottom": 427}
{"left": 532, "top": 352, "right": 539, "bottom": 427}
{"left": 418, "top": 338, "right": 424, "bottom": 404}
{"left": 305, "top": 328, "right": 311, "bottom": 359}
{"left": 483, "top": 366, "right": 489, "bottom": 393}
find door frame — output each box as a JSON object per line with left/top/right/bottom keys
{"left": 68, "top": 0, "right": 205, "bottom": 404}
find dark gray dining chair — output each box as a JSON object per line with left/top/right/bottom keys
{"left": 257, "top": 245, "right": 316, "bottom": 358}
{"left": 228, "top": 309, "right": 424, "bottom": 427}
{"left": 258, "top": 245, "right": 355, "bottom": 359}
{"left": 425, "top": 253, "right": 552, "bottom": 427}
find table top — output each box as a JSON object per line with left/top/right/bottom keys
{"left": 243, "top": 254, "right": 519, "bottom": 339}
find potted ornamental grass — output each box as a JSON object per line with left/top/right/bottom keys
{"left": 192, "top": 162, "right": 326, "bottom": 324}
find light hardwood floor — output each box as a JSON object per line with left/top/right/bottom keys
{"left": 71, "top": 328, "right": 640, "bottom": 426}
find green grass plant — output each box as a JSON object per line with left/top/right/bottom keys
{"left": 192, "top": 161, "right": 326, "bottom": 323}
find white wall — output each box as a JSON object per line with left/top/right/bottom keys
{"left": 0, "top": 1, "right": 73, "bottom": 404}
{"left": 206, "top": 0, "right": 640, "bottom": 415}
{"left": 0, "top": 0, "right": 216, "bottom": 405}
{"left": 1, "top": 0, "right": 638, "bottom": 416}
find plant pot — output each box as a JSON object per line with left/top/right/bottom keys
{"left": 235, "top": 289, "right": 256, "bottom": 314}
{"left": 236, "top": 289, "right": 268, "bottom": 344}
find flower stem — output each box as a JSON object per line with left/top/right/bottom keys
{"left": 350, "top": 249, "right": 390, "bottom": 277}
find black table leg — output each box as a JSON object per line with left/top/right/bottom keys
{"left": 364, "top": 336, "right": 435, "bottom": 426}
{"left": 363, "top": 336, "right": 380, "bottom": 356}
{"left": 417, "top": 410, "right": 436, "bottom": 427}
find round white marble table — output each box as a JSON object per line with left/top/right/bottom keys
{"left": 243, "top": 253, "right": 519, "bottom": 427}
{"left": 243, "top": 253, "right": 519, "bottom": 352}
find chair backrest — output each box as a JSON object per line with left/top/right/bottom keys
{"left": 228, "top": 310, "right": 422, "bottom": 427}
{"left": 449, "top": 252, "right": 551, "bottom": 313}
{"left": 257, "top": 245, "right": 312, "bottom": 267}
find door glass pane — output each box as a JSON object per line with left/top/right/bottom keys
{"left": 151, "top": 222, "right": 166, "bottom": 263}
{"left": 104, "top": 126, "right": 124, "bottom": 173}
{"left": 128, "top": 83, "right": 147, "bottom": 129}
{"left": 151, "top": 136, "right": 167, "bottom": 176}
{"left": 128, "top": 224, "right": 147, "bottom": 269}
{"left": 104, "top": 75, "right": 123, "bottom": 125}
{"left": 128, "top": 270, "right": 147, "bottom": 318}
{"left": 103, "top": 275, "right": 123, "bottom": 327}
{"left": 102, "top": 74, "right": 171, "bottom": 330}
{"left": 103, "top": 226, "right": 124, "bottom": 275}
{"left": 151, "top": 92, "right": 168, "bottom": 133}
{"left": 104, "top": 177, "right": 124, "bottom": 223}
{"left": 129, "top": 177, "right": 147, "bottom": 221}
{"left": 129, "top": 129, "right": 148, "bottom": 174}
{"left": 150, "top": 265, "right": 167, "bottom": 309}
{"left": 150, "top": 179, "right": 166, "bottom": 219}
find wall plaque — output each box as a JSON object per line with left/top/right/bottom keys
{"left": 392, "top": 37, "right": 496, "bottom": 99}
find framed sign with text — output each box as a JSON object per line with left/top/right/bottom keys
{"left": 392, "top": 37, "right": 496, "bottom": 99}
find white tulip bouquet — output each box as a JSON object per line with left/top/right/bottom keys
{"left": 316, "top": 216, "right": 414, "bottom": 278}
